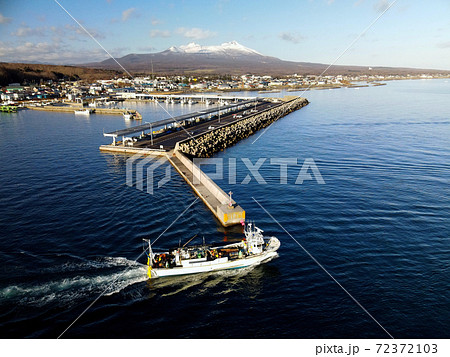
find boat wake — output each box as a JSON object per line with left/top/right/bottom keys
{"left": 0, "top": 253, "right": 272, "bottom": 310}
{"left": 0, "top": 257, "right": 148, "bottom": 307}
{"left": 154, "top": 263, "right": 260, "bottom": 297}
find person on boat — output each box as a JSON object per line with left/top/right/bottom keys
{"left": 160, "top": 254, "right": 167, "bottom": 268}
{"left": 153, "top": 254, "right": 160, "bottom": 268}
{"left": 175, "top": 250, "right": 180, "bottom": 265}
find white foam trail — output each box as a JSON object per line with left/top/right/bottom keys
{"left": 41, "top": 256, "right": 142, "bottom": 273}
{"left": 0, "top": 257, "right": 148, "bottom": 306}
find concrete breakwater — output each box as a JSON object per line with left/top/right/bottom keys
{"left": 26, "top": 105, "right": 142, "bottom": 119}
{"left": 176, "top": 97, "right": 308, "bottom": 158}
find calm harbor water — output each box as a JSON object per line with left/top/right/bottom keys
{"left": 0, "top": 79, "right": 448, "bottom": 338}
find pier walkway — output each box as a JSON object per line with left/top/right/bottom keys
{"left": 168, "top": 151, "right": 245, "bottom": 226}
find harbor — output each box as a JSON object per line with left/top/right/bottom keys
{"left": 100, "top": 96, "right": 309, "bottom": 227}
{"left": 2, "top": 77, "right": 449, "bottom": 339}
{"left": 1, "top": 0, "right": 450, "bottom": 341}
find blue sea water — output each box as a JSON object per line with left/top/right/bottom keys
{"left": 0, "top": 79, "right": 448, "bottom": 338}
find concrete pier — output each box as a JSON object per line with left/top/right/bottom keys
{"left": 26, "top": 105, "right": 142, "bottom": 119}
{"left": 100, "top": 96, "right": 308, "bottom": 227}
{"left": 168, "top": 151, "right": 245, "bottom": 227}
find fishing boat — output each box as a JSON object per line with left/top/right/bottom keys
{"left": 123, "top": 111, "right": 134, "bottom": 120}
{"left": 74, "top": 109, "right": 91, "bottom": 115}
{"left": 0, "top": 105, "right": 18, "bottom": 113}
{"left": 145, "top": 223, "right": 280, "bottom": 279}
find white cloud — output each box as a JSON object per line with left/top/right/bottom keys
{"left": 151, "top": 18, "right": 162, "bottom": 26}
{"left": 122, "top": 8, "right": 136, "bottom": 22}
{"left": 9, "top": 22, "right": 105, "bottom": 41}
{"left": 374, "top": 0, "right": 391, "bottom": 13}
{"left": 11, "top": 26, "right": 33, "bottom": 37}
{"left": 279, "top": 32, "right": 305, "bottom": 44}
{"left": 11, "top": 26, "right": 46, "bottom": 37}
{"left": 63, "top": 24, "right": 105, "bottom": 40}
{"left": 437, "top": 41, "right": 450, "bottom": 49}
{"left": 150, "top": 29, "right": 171, "bottom": 38}
{"left": 0, "top": 13, "right": 12, "bottom": 24}
{"left": 175, "top": 27, "right": 216, "bottom": 40}
{"left": 0, "top": 40, "right": 109, "bottom": 64}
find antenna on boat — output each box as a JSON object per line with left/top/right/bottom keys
{"left": 182, "top": 234, "right": 198, "bottom": 248}
{"left": 142, "top": 238, "right": 154, "bottom": 263}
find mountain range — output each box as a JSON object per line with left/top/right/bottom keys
{"left": 82, "top": 41, "right": 449, "bottom": 76}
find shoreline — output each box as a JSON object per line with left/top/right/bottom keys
{"left": 2, "top": 76, "right": 448, "bottom": 109}
{"left": 141, "top": 76, "right": 449, "bottom": 96}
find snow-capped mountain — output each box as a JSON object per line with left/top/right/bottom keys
{"left": 82, "top": 40, "right": 444, "bottom": 76}
{"left": 83, "top": 41, "right": 330, "bottom": 75}
{"left": 168, "top": 41, "right": 262, "bottom": 56}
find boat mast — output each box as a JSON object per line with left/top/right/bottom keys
{"left": 148, "top": 239, "right": 154, "bottom": 264}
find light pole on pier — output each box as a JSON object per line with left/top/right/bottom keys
{"left": 145, "top": 122, "right": 153, "bottom": 145}
{"left": 218, "top": 95, "right": 222, "bottom": 124}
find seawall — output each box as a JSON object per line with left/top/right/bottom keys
{"left": 176, "top": 97, "right": 308, "bottom": 158}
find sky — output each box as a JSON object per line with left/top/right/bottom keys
{"left": 0, "top": 0, "right": 449, "bottom": 70}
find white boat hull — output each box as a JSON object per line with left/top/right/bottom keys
{"left": 150, "top": 250, "right": 278, "bottom": 278}
{"left": 74, "top": 110, "right": 91, "bottom": 115}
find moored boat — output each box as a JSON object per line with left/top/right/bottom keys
{"left": 0, "top": 105, "right": 18, "bottom": 113}
{"left": 123, "top": 111, "right": 134, "bottom": 120}
{"left": 74, "top": 109, "right": 91, "bottom": 115}
{"left": 145, "top": 223, "right": 280, "bottom": 279}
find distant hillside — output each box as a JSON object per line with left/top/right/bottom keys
{"left": 83, "top": 41, "right": 450, "bottom": 76}
{"left": 0, "top": 62, "right": 121, "bottom": 86}
{"left": 3, "top": 41, "right": 450, "bottom": 86}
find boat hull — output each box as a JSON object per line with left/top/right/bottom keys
{"left": 74, "top": 110, "right": 90, "bottom": 115}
